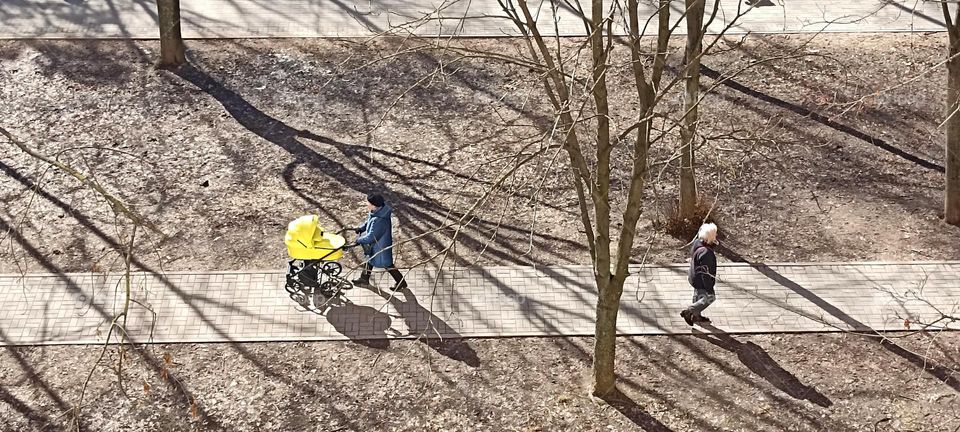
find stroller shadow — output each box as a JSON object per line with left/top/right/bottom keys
{"left": 325, "top": 298, "right": 393, "bottom": 350}
{"left": 693, "top": 324, "right": 832, "bottom": 408}
{"left": 373, "top": 287, "right": 480, "bottom": 367}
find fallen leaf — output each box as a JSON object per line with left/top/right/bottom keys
{"left": 190, "top": 399, "right": 199, "bottom": 419}
{"left": 163, "top": 352, "right": 173, "bottom": 365}
{"left": 904, "top": 319, "right": 911, "bottom": 329}
{"left": 160, "top": 367, "right": 169, "bottom": 381}
{"left": 143, "top": 381, "right": 151, "bottom": 394}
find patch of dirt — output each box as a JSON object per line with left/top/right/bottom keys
{"left": 0, "top": 34, "right": 958, "bottom": 275}
{"left": 1, "top": 333, "right": 958, "bottom": 431}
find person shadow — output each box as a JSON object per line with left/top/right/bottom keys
{"left": 694, "top": 324, "right": 833, "bottom": 408}
{"left": 371, "top": 285, "right": 481, "bottom": 367}
{"left": 325, "top": 298, "right": 394, "bottom": 350}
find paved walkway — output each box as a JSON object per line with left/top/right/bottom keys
{"left": 0, "top": 262, "right": 957, "bottom": 346}
{"left": 0, "top": 0, "right": 947, "bottom": 39}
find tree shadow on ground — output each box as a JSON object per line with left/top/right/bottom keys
{"left": 0, "top": 164, "right": 285, "bottom": 428}
{"left": 172, "top": 62, "right": 581, "bottom": 268}
{"left": 601, "top": 388, "right": 674, "bottom": 432}
{"left": 716, "top": 244, "right": 960, "bottom": 393}
{"left": 621, "top": 337, "right": 830, "bottom": 431}
{"left": 692, "top": 325, "right": 833, "bottom": 407}
{"left": 700, "top": 64, "right": 944, "bottom": 173}
{"left": 0, "top": 326, "right": 65, "bottom": 429}
{"left": 25, "top": 40, "right": 137, "bottom": 86}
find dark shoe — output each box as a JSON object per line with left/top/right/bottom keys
{"left": 695, "top": 315, "right": 712, "bottom": 325}
{"left": 351, "top": 278, "right": 371, "bottom": 287}
{"left": 390, "top": 282, "right": 408, "bottom": 292}
{"left": 680, "top": 310, "right": 694, "bottom": 326}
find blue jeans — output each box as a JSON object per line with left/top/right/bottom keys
{"left": 687, "top": 288, "right": 716, "bottom": 317}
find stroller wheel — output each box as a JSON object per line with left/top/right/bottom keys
{"left": 318, "top": 280, "right": 340, "bottom": 297}
{"left": 290, "top": 292, "right": 310, "bottom": 308}
{"left": 321, "top": 261, "right": 342, "bottom": 276}
{"left": 284, "top": 278, "right": 304, "bottom": 295}
{"left": 312, "top": 289, "right": 332, "bottom": 309}
{"left": 337, "top": 276, "right": 355, "bottom": 291}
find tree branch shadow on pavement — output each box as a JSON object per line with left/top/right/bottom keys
{"left": 371, "top": 285, "right": 480, "bottom": 367}
{"left": 0, "top": 158, "right": 289, "bottom": 371}
{"left": 600, "top": 388, "right": 674, "bottom": 432}
{"left": 324, "top": 297, "right": 393, "bottom": 350}
{"left": 716, "top": 244, "right": 960, "bottom": 392}
{"left": 0, "top": 216, "right": 225, "bottom": 428}
{"left": 0, "top": 163, "right": 294, "bottom": 428}
{"left": 692, "top": 324, "right": 833, "bottom": 407}
{"left": 878, "top": 0, "right": 945, "bottom": 27}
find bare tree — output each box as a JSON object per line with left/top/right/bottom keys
{"left": 0, "top": 125, "right": 165, "bottom": 427}
{"left": 944, "top": 4, "right": 960, "bottom": 225}
{"left": 156, "top": 0, "right": 186, "bottom": 67}
{"left": 677, "top": 0, "right": 712, "bottom": 219}
{"left": 323, "top": 0, "right": 752, "bottom": 397}
{"left": 491, "top": 0, "right": 746, "bottom": 396}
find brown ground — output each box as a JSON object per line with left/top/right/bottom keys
{"left": 1, "top": 333, "right": 959, "bottom": 431}
{"left": 1, "top": 33, "right": 958, "bottom": 274}
{"left": 1, "top": 33, "right": 959, "bottom": 431}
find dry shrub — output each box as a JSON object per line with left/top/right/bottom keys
{"left": 658, "top": 196, "right": 719, "bottom": 240}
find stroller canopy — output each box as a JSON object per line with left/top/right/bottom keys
{"left": 284, "top": 215, "right": 345, "bottom": 260}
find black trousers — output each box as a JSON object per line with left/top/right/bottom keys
{"left": 360, "top": 263, "right": 407, "bottom": 286}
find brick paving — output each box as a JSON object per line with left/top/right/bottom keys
{"left": 0, "top": 262, "right": 956, "bottom": 346}
{"left": 0, "top": 1, "right": 955, "bottom": 345}
{"left": 0, "top": 0, "right": 946, "bottom": 39}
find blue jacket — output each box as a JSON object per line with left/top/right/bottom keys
{"left": 356, "top": 205, "right": 395, "bottom": 268}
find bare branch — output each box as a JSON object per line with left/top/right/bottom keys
{"left": 0, "top": 126, "right": 163, "bottom": 236}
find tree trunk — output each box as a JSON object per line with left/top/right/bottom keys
{"left": 947, "top": 31, "right": 960, "bottom": 225}
{"left": 679, "top": 0, "right": 705, "bottom": 219}
{"left": 592, "top": 277, "right": 622, "bottom": 397}
{"left": 587, "top": 0, "right": 618, "bottom": 397}
{"left": 156, "top": 0, "right": 186, "bottom": 67}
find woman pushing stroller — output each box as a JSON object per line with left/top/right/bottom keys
{"left": 282, "top": 192, "right": 408, "bottom": 309}
{"left": 349, "top": 193, "right": 408, "bottom": 291}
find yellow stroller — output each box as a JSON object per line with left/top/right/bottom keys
{"left": 284, "top": 215, "right": 354, "bottom": 308}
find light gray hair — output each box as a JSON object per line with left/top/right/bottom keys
{"left": 697, "top": 223, "right": 718, "bottom": 244}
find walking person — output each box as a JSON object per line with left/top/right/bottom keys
{"left": 350, "top": 193, "right": 408, "bottom": 291}
{"left": 681, "top": 223, "right": 718, "bottom": 326}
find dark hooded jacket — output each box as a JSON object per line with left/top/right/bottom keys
{"left": 688, "top": 239, "right": 717, "bottom": 293}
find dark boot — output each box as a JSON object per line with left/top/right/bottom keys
{"left": 680, "top": 309, "right": 694, "bottom": 326}
{"left": 353, "top": 263, "right": 373, "bottom": 287}
{"left": 387, "top": 267, "right": 407, "bottom": 291}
